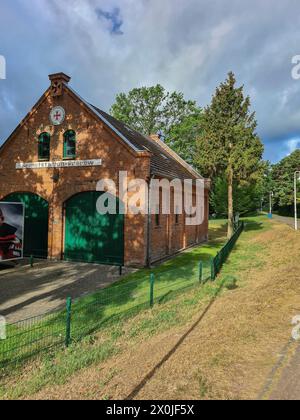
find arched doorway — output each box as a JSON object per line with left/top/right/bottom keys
{"left": 4, "top": 192, "right": 49, "bottom": 259}
{"left": 64, "top": 191, "right": 124, "bottom": 265}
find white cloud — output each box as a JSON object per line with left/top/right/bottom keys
{"left": 286, "top": 138, "right": 300, "bottom": 155}
{"left": 1, "top": 0, "right": 300, "bottom": 162}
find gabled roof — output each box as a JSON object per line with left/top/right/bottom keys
{"left": 0, "top": 78, "right": 205, "bottom": 182}
{"left": 91, "top": 106, "right": 203, "bottom": 181}
{"left": 67, "top": 85, "right": 203, "bottom": 180}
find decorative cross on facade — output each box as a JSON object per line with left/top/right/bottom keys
{"left": 50, "top": 106, "right": 65, "bottom": 126}
{"left": 50, "top": 80, "right": 63, "bottom": 97}
{"left": 54, "top": 111, "right": 61, "bottom": 121}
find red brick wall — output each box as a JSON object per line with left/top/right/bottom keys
{"left": 0, "top": 85, "right": 151, "bottom": 266}
{"left": 150, "top": 181, "right": 209, "bottom": 263}
{"left": 0, "top": 81, "right": 209, "bottom": 267}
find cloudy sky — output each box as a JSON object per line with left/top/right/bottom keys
{"left": 1, "top": 0, "right": 300, "bottom": 162}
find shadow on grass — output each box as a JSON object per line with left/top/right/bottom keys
{"left": 210, "top": 218, "right": 265, "bottom": 239}
{"left": 1, "top": 214, "right": 263, "bottom": 374}
{"left": 125, "top": 278, "right": 226, "bottom": 400}
{"left": 1, "top": 219, "right": 238, "bottom": 370}
{"left": 243, "top": 219, "right": 265, "bottom": 232}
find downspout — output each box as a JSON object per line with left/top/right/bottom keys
{"left": 146, "top": 174, "right": 155, "bottom": 268}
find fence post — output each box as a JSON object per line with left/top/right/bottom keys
{"left": 30, "top": 255, "right": 34, "bottom": 268}
{"left": 150, "top": 273, "right": 155, "bottom": 308}
{"left": 199, "top": 261, "right": 203, "bottom": 283}
{"left": 210, "top": 258, "right": 215, "bottom": 281}
{"left": 65, "top": 297, "right": 72, "bottom": 348}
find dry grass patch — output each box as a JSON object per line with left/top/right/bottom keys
{"left": 2, "top": 217, "right": 300, "bottom": 400}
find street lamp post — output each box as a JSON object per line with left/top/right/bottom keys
{"left": 294, "top": 171, "right": 300, "bottom": 231}
{"left": 268, "top": 191, "right": 274, "bottom": 219}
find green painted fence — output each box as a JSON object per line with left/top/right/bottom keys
{"left": 0, "top": 224, "right": 244, "bottom": 369}
{"left": 0, "top": 266, "right": 206, "bottom": 369}
{"left": 210, "top": 222, "right": 245, "bottom": 281}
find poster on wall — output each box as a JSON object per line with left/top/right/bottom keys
{"left": 0, "top": 202, "right": 24, "bottom": 262}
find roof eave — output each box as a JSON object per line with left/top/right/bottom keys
{"left": 0, "top": 89, "right": 51, "bottom": 155}
{"left": 66, "top": 84, "right": 144, "bottom": 155}
{"left": 146, "top": 134, "right": 204, "bottom": 180}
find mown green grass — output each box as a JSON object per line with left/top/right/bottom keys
{"left": 0, "top": 219, "right": 230, "bottom": 370}
{"left": 1, "top": 216, "right": 267, "bottom": 367}
{"left": 1, "top": 216, "right": 267, "bottom": 362}
{"left": 0, "top": 278, "right": 225, "bottom": 399}
{"left": 0, "top": 216, "right": 269, "bottom": 379}
{"left": 0, "top": 214, "right": 272, "bottom": 399}
{"left": 218, "top": 214, "right": 272, "bottom": 287}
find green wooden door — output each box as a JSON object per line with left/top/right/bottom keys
{"left": 64, "top": 192, "right": 124, "bottom": 265}
{"left": 4, "top": 193, "right": 49, "bottom": 258}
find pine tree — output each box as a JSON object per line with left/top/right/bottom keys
{"left": 196, "top": 72, "right": 264, "bottom": 237}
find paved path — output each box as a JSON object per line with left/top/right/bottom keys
{"left": 269, "top": 342, "right": 300, "bottom": 400}
{"left": 0, "top": 261, "right": 135, "bottom": 323}
{"left": 272, "top": 214, "right": 299, "bottom": 229}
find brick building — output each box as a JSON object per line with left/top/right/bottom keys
{"left": 0, "top": 73, "right": 210, "bottom": 267}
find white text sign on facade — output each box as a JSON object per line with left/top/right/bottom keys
{"left": 16, "top": 159, "right": 102, "bottom": 170}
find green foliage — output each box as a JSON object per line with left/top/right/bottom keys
{"left": 271, "top": 149, "right": 300, "bottom": 208}
{"left": 251, "top": 150, "right": 300, "bottom": 216}
{"left": 195, "top": 71, "right": 263, "bottom": 181}
{"left": 110, "top": 84, "right": 202, "bottom": 163}
{"left": 210, "top": 177, "right": 261, "bottom": 216}
{"left": 166, "top": 111, "right": 203, "bottom": 164}
{"left": 195, "top": 72, "right": 264, "bottom": 235}
{"left": 254, "top": 161, "right": 275, "bottom": 210}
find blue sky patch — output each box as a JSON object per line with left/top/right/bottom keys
{"left": 95, "top": 7, "right": 124, "bottom": 35}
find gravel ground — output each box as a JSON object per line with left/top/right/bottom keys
{"left": 269, "top": 343, "right": 300, "bottom": 400}
{"left": 272, "top": 214, "right": 300, "bottom": 229}
{"left": 0, "top": 261, "right": 135, "bottom": 323}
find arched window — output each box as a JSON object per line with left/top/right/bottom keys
{"left": 63, "top": 130, "right": 76, "bottom": 159}
{"left": 38, "top": 133, "right": 50, "bottom": 161}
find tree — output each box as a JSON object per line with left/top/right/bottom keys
{"left": 195, "top": 72, "right": 264, "bottom": 237}
{"left": 210, "top": 177, "right": 262, "bottom": 217}
{"left": 256, "top": 161, "right": 275, "bottom": 212}
{"left": 167, "top": 111, "right": 203, "bottom": 165}
{"left": 271, "top": 150, "right": 300, "bottom": 215}
{"left": 110, "top": 85, "right": 201, "bottom": 163}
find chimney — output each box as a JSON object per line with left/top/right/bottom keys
{"left": 150, "top": 131, "right": 166, "bottom": 143}
{"left": 150, "top": 134, "right": 160, "bottom": 142}
{"left": 49, "top": 72, "right": 71, "bottom": 97}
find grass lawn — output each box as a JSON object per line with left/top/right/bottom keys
{"left": 0, "top": 219, "right": 229, "bottom": 372}
{"left": 0, "top": 215, "right": 276, "bottom": 399}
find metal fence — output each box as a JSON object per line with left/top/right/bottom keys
{"left": 210, "top": 222, "right": 244, "bottom": 280}
{"left": 0, "top": 311, "right": 65, "bottom": 367}
{"left": 0, "top": 224, "right": 244, "bottom": 369}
